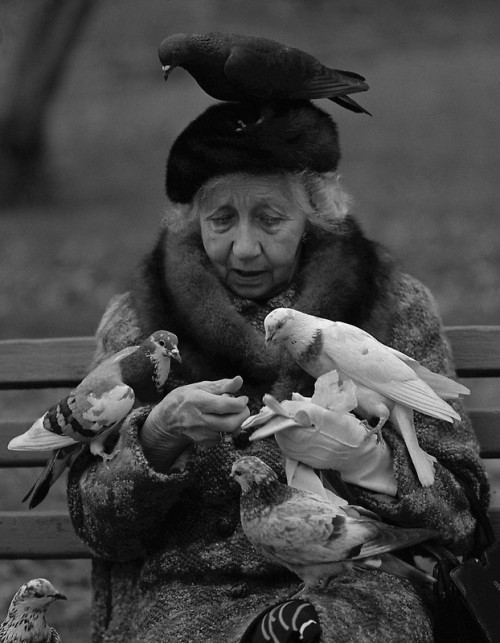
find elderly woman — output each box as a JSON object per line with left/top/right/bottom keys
{"left": 67, "top": 100, "right": 488, "bottom": 642}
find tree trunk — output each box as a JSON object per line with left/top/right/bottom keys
{"left": 0, "top": 0, "right": 96, "bottom": 207}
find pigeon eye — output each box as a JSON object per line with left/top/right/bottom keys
{"left": 158, "top": 340, "right": 165, "bottom": 347}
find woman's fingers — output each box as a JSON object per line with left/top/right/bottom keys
{"left": 149, "top": 376, "right": 250, "bottom": 446}
{"left": 198, "top": 392, "right": 249, "bottom": 415}
{"left": 203, "top": 406, "right": 250, "bottom": 431}
{"left": 190, "top": 375, "right": 244, "bottom": 396}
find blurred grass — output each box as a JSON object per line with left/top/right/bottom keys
{"left": 0, "top": 1, "right": 499, "bottom": 640}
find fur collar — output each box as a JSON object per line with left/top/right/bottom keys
{"left": 131, "top": 216, "right": 395, "bottom": 402}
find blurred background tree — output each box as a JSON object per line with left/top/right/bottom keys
{"left": 0, "top": 0, "right": 96, "bottom": 206}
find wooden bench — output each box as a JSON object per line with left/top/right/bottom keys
{"left": 0, "top": 328, "right": 499, "bottom": 559}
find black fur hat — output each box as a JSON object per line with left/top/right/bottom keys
{"left": 166, "top": 100, "right": 340, "bottom": 203}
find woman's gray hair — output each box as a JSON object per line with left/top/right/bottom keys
{"left": 162, "top": 171, "right": 352, "bottom": 234}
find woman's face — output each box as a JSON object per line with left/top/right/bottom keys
{"left": 198, "top": 174, "right": 308, "bottom": 300}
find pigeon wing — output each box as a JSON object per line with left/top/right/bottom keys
{"left": 225, "top": 43, "right": 361, "bottom": 100}
{"left": 67, "top": 352, "right": 138, "bottom": 432}
{"left": 257, "top": 493, "right": 356, "bottom": 564}
{"left": 386, "top": 346, "right": 469, "bottom": 399}
{"left": 352, "top": 522, "right": 438, "bottom": 560}
{"left": 261, "top": 493, "right": 436, "bottom": 566}
{"left": 224, "top": 44, "right": 293, "bottom": 98}
{"left": 323, "top": 323, "right": 460, "bottom": 421}
{"left": 70, "top": 382, "right": 135, "bottom": 436}
{"left": 284, "top": 66, "right": 368, "bottom": 100}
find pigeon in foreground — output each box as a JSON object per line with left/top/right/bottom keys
{"left": 9, "top": 330, "right": 181, "bottom": 508}
{"left": 264, "top": 308, "right": 469, "bottom": 487}
{"left": 0, "top": 578, "right": 66, "bottom": 643}
{"left": 158, "top": 32, "right": 370, "bottom": 115}
{"left": 231, "top": 456, "right": 437, "bottom": 592}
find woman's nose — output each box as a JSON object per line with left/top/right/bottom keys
{"left": 232, "top": 223, "right": 261, "bottom": 260}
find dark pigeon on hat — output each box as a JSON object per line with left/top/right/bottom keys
{"left": 158, "top": 32, "right": 370, "bottom": 115}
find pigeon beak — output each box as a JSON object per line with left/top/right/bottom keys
{"left": 54, "top": 593, "right": 67, "bottom": 601}
{"left": 167, "top": 347, "right": 182, "bottom": 363}
{"left": 264, "top": 330, "right": 274, "bottom": 345}
{"left": 162, "top": 64, "right": 172, "bottom": 80}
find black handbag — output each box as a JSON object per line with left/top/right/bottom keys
{"left": 421, "top": 467, "right": 500, "bottom": 643}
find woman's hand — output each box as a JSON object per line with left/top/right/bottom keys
{"left": 140, "top": 376, "right": 249, "bottom": 472}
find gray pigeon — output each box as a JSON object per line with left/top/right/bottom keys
{"left": 231, "top": 456, "right": 437, "bottom": 591}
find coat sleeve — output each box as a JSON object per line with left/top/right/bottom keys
{"left": 348, "top": 273, "right": 490, "bottom": 552}
{"left": 66, "top": 293, "right": 196, "bottom": 561}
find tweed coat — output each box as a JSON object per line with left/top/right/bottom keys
{"left": 67, "top": 217, "right": 488, "bottom": 642}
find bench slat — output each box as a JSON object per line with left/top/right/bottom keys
{"left": 0, "top": 509, "right": 497, "bottom": 559}
{"left": 0, "top": 511, "right": 92, "bottom": 559}
{"left": 468, "top": 410, "right": 500, "bottom": 458}
{"left": 0, "top": 337, "right": 96, "bottom": 388}
{"left": 446, "top": 326, "right": 500, "bottom": 377}
{"left": 0, "top": 327, "right": 498, "bottom": 388}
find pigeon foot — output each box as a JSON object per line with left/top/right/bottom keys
{"left": 362, "top": 419, "right": 385, "bottom": 444}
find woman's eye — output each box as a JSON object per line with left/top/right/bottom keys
{"left": 258, "top": 213, "right": 283, "bottom": 229}
{"left": 208, "top": 211, "right": 234, "bottom": 230}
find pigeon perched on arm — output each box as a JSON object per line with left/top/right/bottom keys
{"left": 0, "top": 578, "right": 66, "bottom": 643}
{"left": 158, "top": 32, "right": 370, "bottom": 115}
{"left": 8, "top": 330, "right": 181, "bottom": 508}
{"left": 264, "top": 308, "right": 469, "bottom": 487}
{"left": 231, "top": 456, "right": 437, "bottom": 592}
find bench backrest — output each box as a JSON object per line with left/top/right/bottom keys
{"left": 0, "top": 328, "right": 499, "bottom": 558}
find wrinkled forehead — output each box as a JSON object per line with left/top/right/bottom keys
{"left": 196, "top": 173, "right": 301, "bottom": 210}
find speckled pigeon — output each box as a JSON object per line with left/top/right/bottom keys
{"left": 0, "top": 578, "right": 66, "bottom": 643}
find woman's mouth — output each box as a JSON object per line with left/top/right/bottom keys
{"left": 232, "top": 268, "right": 267, "bottom": 279}
{"left": 229, "top": 269, "right": 269, "bottom": 288}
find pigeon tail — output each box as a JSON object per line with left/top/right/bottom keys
{"left": 390, "top": 404, "right": 437, "bottom": 487}
{"left": 8, "top": 416, "right": 78, "bottom": 451}
{"left": 356, "top": 553, "right": 436, "bottom": 594}
{"left": 22, "top": 445, "right": 81, "bottom": 509}
{"left": 329, "top": 94, "right": 371, "bottom": 115}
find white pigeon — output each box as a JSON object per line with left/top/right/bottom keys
{"left": 264, "top": 308, "right": 469, "bottom": 487}
{"left": 231, "top": 456, "right": 437, "bottom": 592}
{"left": 0, "top": 578, "right": 66, "bottom": 643}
